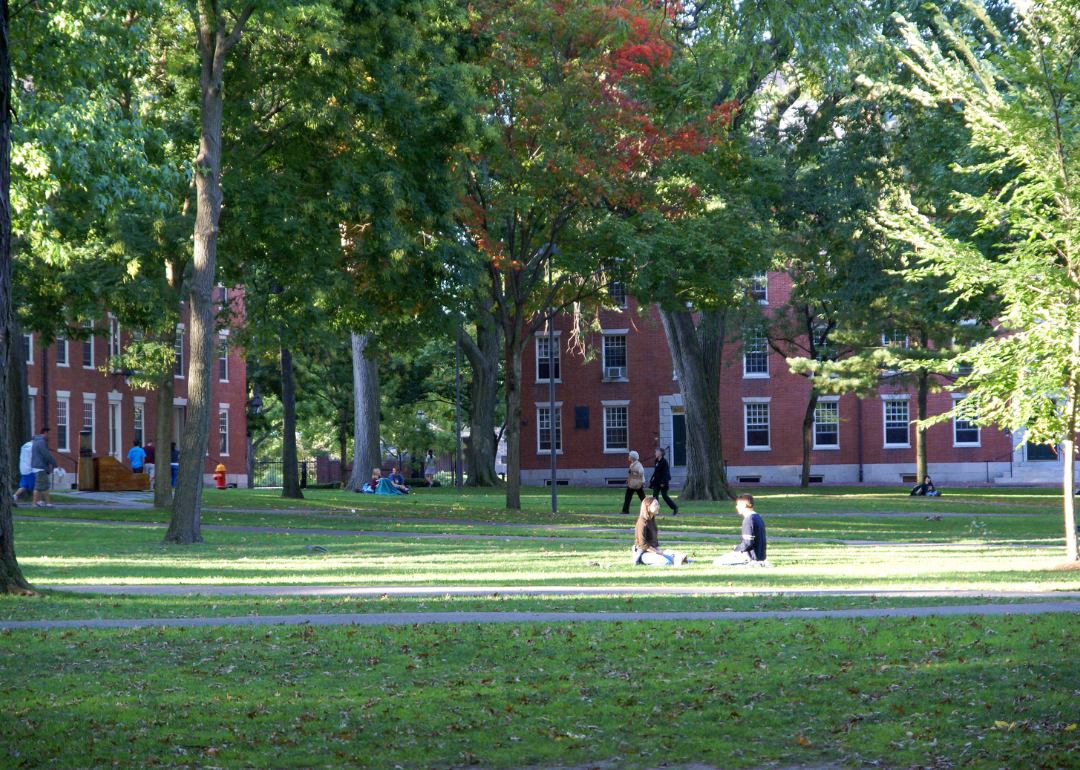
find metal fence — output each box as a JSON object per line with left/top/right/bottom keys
{"left": 252, "top": 460, "right": 314, "bottom": 489}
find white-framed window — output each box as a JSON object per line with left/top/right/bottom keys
{"left": 749, "top": 274, "right": 768, "bottom": 304}
{"left": 22, "top": 333, "right": 32, "bottom": 365}
{"left": 56, "top": 396, "right": 69, "bottom": 453}
{"left": 814, "top": 399, "right": 840, "bottom": 448}
{"left": 83, "top": 399, "right": 96, "bottom": 453}
{"left": 744, "top": 401, "right": 770, "bottom": 449}
{"left": 607, "top": 280, "right": 627, "bottom": 308}
{"left": 602, "top": 333, "right": 628, "bottom": 380}
{"left": 536, "top": 405, "right": 562, "bottom": 454}
{"left": 174, "top": 325, "right": 184, "bottom": 378}
{"left": 82, "top": 320, "right": 94, "bottom": 369}
{"left": 28, "top": 393, "right": 35, "bottom": 437}
{"left": 881, "top": 330, "right": 909, "bottom": 348}
{"left": 953, "top": 395, "right": 980, "bottom": 446}
{"left": 133, "top": 403, "right": 145, "bottom": 447}
{"left": 603, "top": 403, "right": 629, "bottom": 452}
{"left": 56, "top": 334, "right": 68, "bottom": 367}
{"left": 535, "top": 333, "right": 560, "bottom": 382}
{"left": 219, "top": 286, "right": 229, "bottom": 303}
{"left": 883, "top": 398, "right": 910, "bottom": 447}
{"left": 743, "top": 327, "right": 769, "bottom": 377}
{"left": 219, "top": 409, "right": 230, "bottom": 456}
{"left": 218, "top": 336, "right": 229, "bottom": 382}
{"left": 108, "top": 316, "right": 121, "bottom": 359}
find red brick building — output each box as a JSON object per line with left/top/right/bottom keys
{"left": 21, "top": 290, "right": 249, "bottom": 488}
{"left": 519, "top": 272, "right": 1026, "bottom": 487}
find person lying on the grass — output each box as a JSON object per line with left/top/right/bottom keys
{"left": 910, "top": 475, "right": 940, "bottom": 497}
{"left": 714, "top": 493, "right": 768, "bottom": 567}
{"left": 632, "top": 496, "right": 690, "bottom": 566}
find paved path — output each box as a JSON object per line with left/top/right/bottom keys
{"left": 4, "top": 601, "right": 1078, "bottom": 631}
{"left": 46, "top": 584, "right": 1080, "bottom": 599}
{"left": 14, "top": 515, "right": 1048, "bottom": 549}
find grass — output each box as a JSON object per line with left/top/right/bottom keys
{"left": 8, "top": 520, "right": 1080, "bottom": 592}
{"left": 4, "top": 485, "right": 1079, "bottom": 768}
{"left": 1, "top": 614, "right": 1077, "bottom": 769}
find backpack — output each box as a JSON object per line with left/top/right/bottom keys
{"left": 19, "top": 441, "right": 33, "bottom": 476}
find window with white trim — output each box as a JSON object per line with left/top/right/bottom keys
{"left": 82, "top": 320, "right": 94, "bottom": 369}
{"left": 29, "top": 395, "right": 35, "bottom": 437}
{"left": 133, "top": 404, "right": 144, "bottom": 447}
{"left": 56, "top": 334, "right": 68, "bottom": 367}
{"left": 749, "top": 274, "right": 768, "bottom": 304}
{"left": 22, "top": 333, "right": 32, "bottom": 365}
{"left": 56, "top": 398, "right": 69, "bottom": 452}
{"left": 607, "top": 280, "right": 627, "bottom": 308}
{"left": 884, "top": 399, "right": 910, "bottom": 446}
{"left": 219, "top": 336, "right": 229, "bottom": 382}
{"left": 108, "top": 316, "right": 121, "bottom": 359}
{"left": 602, "top": 335, "right": 627, "bottom": 379}
{"left": 219, "top": 410, "right": 230, "bottom": 456}
{"left": 536, "top": 335, "right": 560, "bottom": 382}
{"left": 953, "top": 397, "right": 980, "bottom": 446}
{"left": 743, "top": 328, "right": 768, "bottom": 376}
{"left": 744, "top": 403, "right": 770, "bottom": 448}
{"left": 881, "top": 329, "right": 909, "bottom": 348}
{"left": 604, "top": 406, "right": 628, "bottom": 451}
{"left": 814, "top": 401, "right": 839, "bottom": 447}
{"left": 174, "top": 326, "right": 184, "bottom": 377}
{"left": 83, "top": 401, "right": 95, "bottom": 452}
{"left": 537, "top": 406, "right": 562, "bottom": 453}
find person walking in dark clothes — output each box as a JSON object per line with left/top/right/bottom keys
{"left": 621, "top": 450, "right": 646, "bottom": 514}
{"left": 649, "top": 447, "right": 678, "bottom": 515}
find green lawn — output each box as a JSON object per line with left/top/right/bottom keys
{"left": 1, "top": 615, "right": 1076, "bottom": 769}
{"left": 4, "top": 485, "right": 1078, "bottom": 769}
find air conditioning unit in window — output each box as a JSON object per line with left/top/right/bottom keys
{"left": 605, "top": 366, "right": 627, "bottom": 379}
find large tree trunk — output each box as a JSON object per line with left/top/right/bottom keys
{"left": 659, "top": 307, "right": 734, "bottom": 501}
{"left": 457, "top": 312, "right": 502, "bottom": 487}
{"left": 0, "top": 0, "right": 31, "bottom": 593}
{"left": 800, "top": 392, "right": 818, "bottom": 488}
{"left": 152, "top": 368, "right": 175, "bottom": 509}
{"left": 916, "top": 367, "right": 928, "bottom": 485}
{"left": 348, "top": 332, "right": 380, "bottom": 490}
{"left": 167, "top": 9, "right": 253, "bottom": 544}
{"left": 1064, "top": 338, "right": 1080, "bottom": 562}
{"left": 503, "top": 319, "right": 525, "bottom": 509}
{"left": 280, "top": 344, "right": 302, "bottom": 499}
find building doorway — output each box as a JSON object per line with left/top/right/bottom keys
{"left": 173, "top": 406, "right": 186, "bottom": 448}
{"left": 671, "top": 410, "right": 686, "bottom": 468}
{"left": 1026, "top": 441, "right": 1058, "bottom": 461}
{"left": 108, "top": 402, "right": 122, "bottom": 460}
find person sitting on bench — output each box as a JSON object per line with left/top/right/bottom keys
{"left": 714, "top": 493, "right": 767, "bottom": 566}
{"left": 631, "top": 497, "right": 690, "bottom": 566}
{"left": 910, "top": 475, "right": 940, "bottom": 497}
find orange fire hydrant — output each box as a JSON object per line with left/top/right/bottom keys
{"left": 214, "top": 463, "right": 227, "bottom": 489}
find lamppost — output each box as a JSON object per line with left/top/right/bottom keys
{"left": 547, "top": 249, "right": 557, "bottom": 515}
{"left": 416, "top": 410, "right": 425, "bottom": 479}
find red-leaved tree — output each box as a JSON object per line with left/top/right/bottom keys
{"left": 463, "top": 0, "right": 720, "bottom": 508}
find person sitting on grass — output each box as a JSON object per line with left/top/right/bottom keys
{"left": 361, "top": 468, "right": 382, "bottom": 494}
{"left": 632, "top": 496, "right": 690, "bottom": 566}
{"left": 714, "top": 493, "right": 768, "bottom": 567}
{"left": 387, "top": 467, "right": 410, "bottom": 493}
{"left": 910, "top": 475, "right": 940, "bottom": 497}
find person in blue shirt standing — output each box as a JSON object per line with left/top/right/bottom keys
{"left": 127, "top": 441, "right": 147, "bottom": 473}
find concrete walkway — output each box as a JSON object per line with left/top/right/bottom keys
{"left": 46, "top": 584, "right": 1080, "bottom": 599}
{"left": 4, "top": 601, "right": 1078, "bottom": 631}
{"left": 15, "top": 515, "right": 1050, "bottom": 549}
